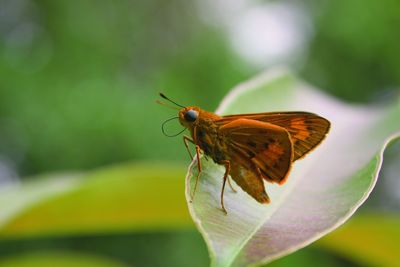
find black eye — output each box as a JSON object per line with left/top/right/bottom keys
{"left": 184, "top": 109, "right": 198, "bottom": 122}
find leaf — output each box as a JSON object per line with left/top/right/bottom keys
{"left": 262, "top": 246, "right": 341, "bottom": 267}
{"left": 185, "top": 68, "right": 400, "bottom": 267}
{"left": 0, "top": 251, "right": 128, "bottom": 267}
{"left": 317, "top": 213, "right": 400, "bottom": 267}
{"left": 0, "top": 163, "right": 191, "bottom": 239}
{"left": 0, "top": 173, "right": 82, "bottom": 232}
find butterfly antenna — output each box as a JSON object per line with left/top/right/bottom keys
{"left": 156, "top": 100, "right": 180, "bottom": 111}
{"left": 161, "top": 116, "right": 186, "bottom": 137}
{"left": 159, "top": 93, "right": 185, "bottom": 108}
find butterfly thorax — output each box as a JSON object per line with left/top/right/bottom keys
{"left": 177, "top": 107, "right": 227, "bottom": 164}
{"left": 191, "top": 112, "right": 228, "bottom": 164}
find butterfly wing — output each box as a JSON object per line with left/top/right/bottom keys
{"left": 229, "top": 164, "right": 271, "bottom": 204}
{"left": 218, "top": 112, "right": 330, "bottom": 161}
{"left": 220, "top": 118, "right": 293, "bottom": 187}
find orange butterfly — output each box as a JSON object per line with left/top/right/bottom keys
{"left": 159, "top": 93, "right": 330, "bottom": 213}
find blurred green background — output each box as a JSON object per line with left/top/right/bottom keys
{"left": 0, "top": 0, "right": 399, "bottom": 266}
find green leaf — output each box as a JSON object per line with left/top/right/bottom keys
{"left": 185, "top": 69, "right": 400, "bottom": 267}
{"left": 0, "top": 163, "right": 191, "bottom": 239}
{"left": 317, "top": 214, "right": 400, "bottom": 267}
{"left": 0, "top": 251, "right": 128, "bottom": 267}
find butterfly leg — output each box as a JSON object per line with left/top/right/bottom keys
{"left": 183, "top": 135, "right": 194, "bottom": 160}
{"left": 220, "top": 160, "right": 231, "bottom": 214}
{"left": 190, "top": 145, "right": 202, "bottom": 202}
{"left": 227, "top": 176, "right": 237, "bottom": 193}
{"left": 184, "top": 136, "right": 196, "bottom": 188}
{"left": 183, "top": 135, "right": 202, "bottom": 201}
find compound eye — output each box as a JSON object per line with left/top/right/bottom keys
{"left": 184, "top": 109, "right": 198, "bottom": 122}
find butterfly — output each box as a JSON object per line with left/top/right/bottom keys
{"left": 159, "top": 93, "right": 330, "bottom": 214}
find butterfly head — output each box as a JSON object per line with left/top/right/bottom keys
{"left": 179, "top": 106, "right": 200, "bottom": 128}
{"left": 158, "top": 93, "right": 201, "bottom": 134}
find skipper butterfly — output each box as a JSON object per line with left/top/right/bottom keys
{"left": 159, "top": 93, "right": 330, "bottom": 214}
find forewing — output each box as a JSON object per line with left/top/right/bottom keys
{"left": 218, "top": 112, "right": 330, "bottom": 160}
{"left": 220, "top": 119, "right": 293, "bottom": 185}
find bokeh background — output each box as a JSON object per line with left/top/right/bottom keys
{"left": 0, "top": 0, "right": 399, "bottom": 266}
